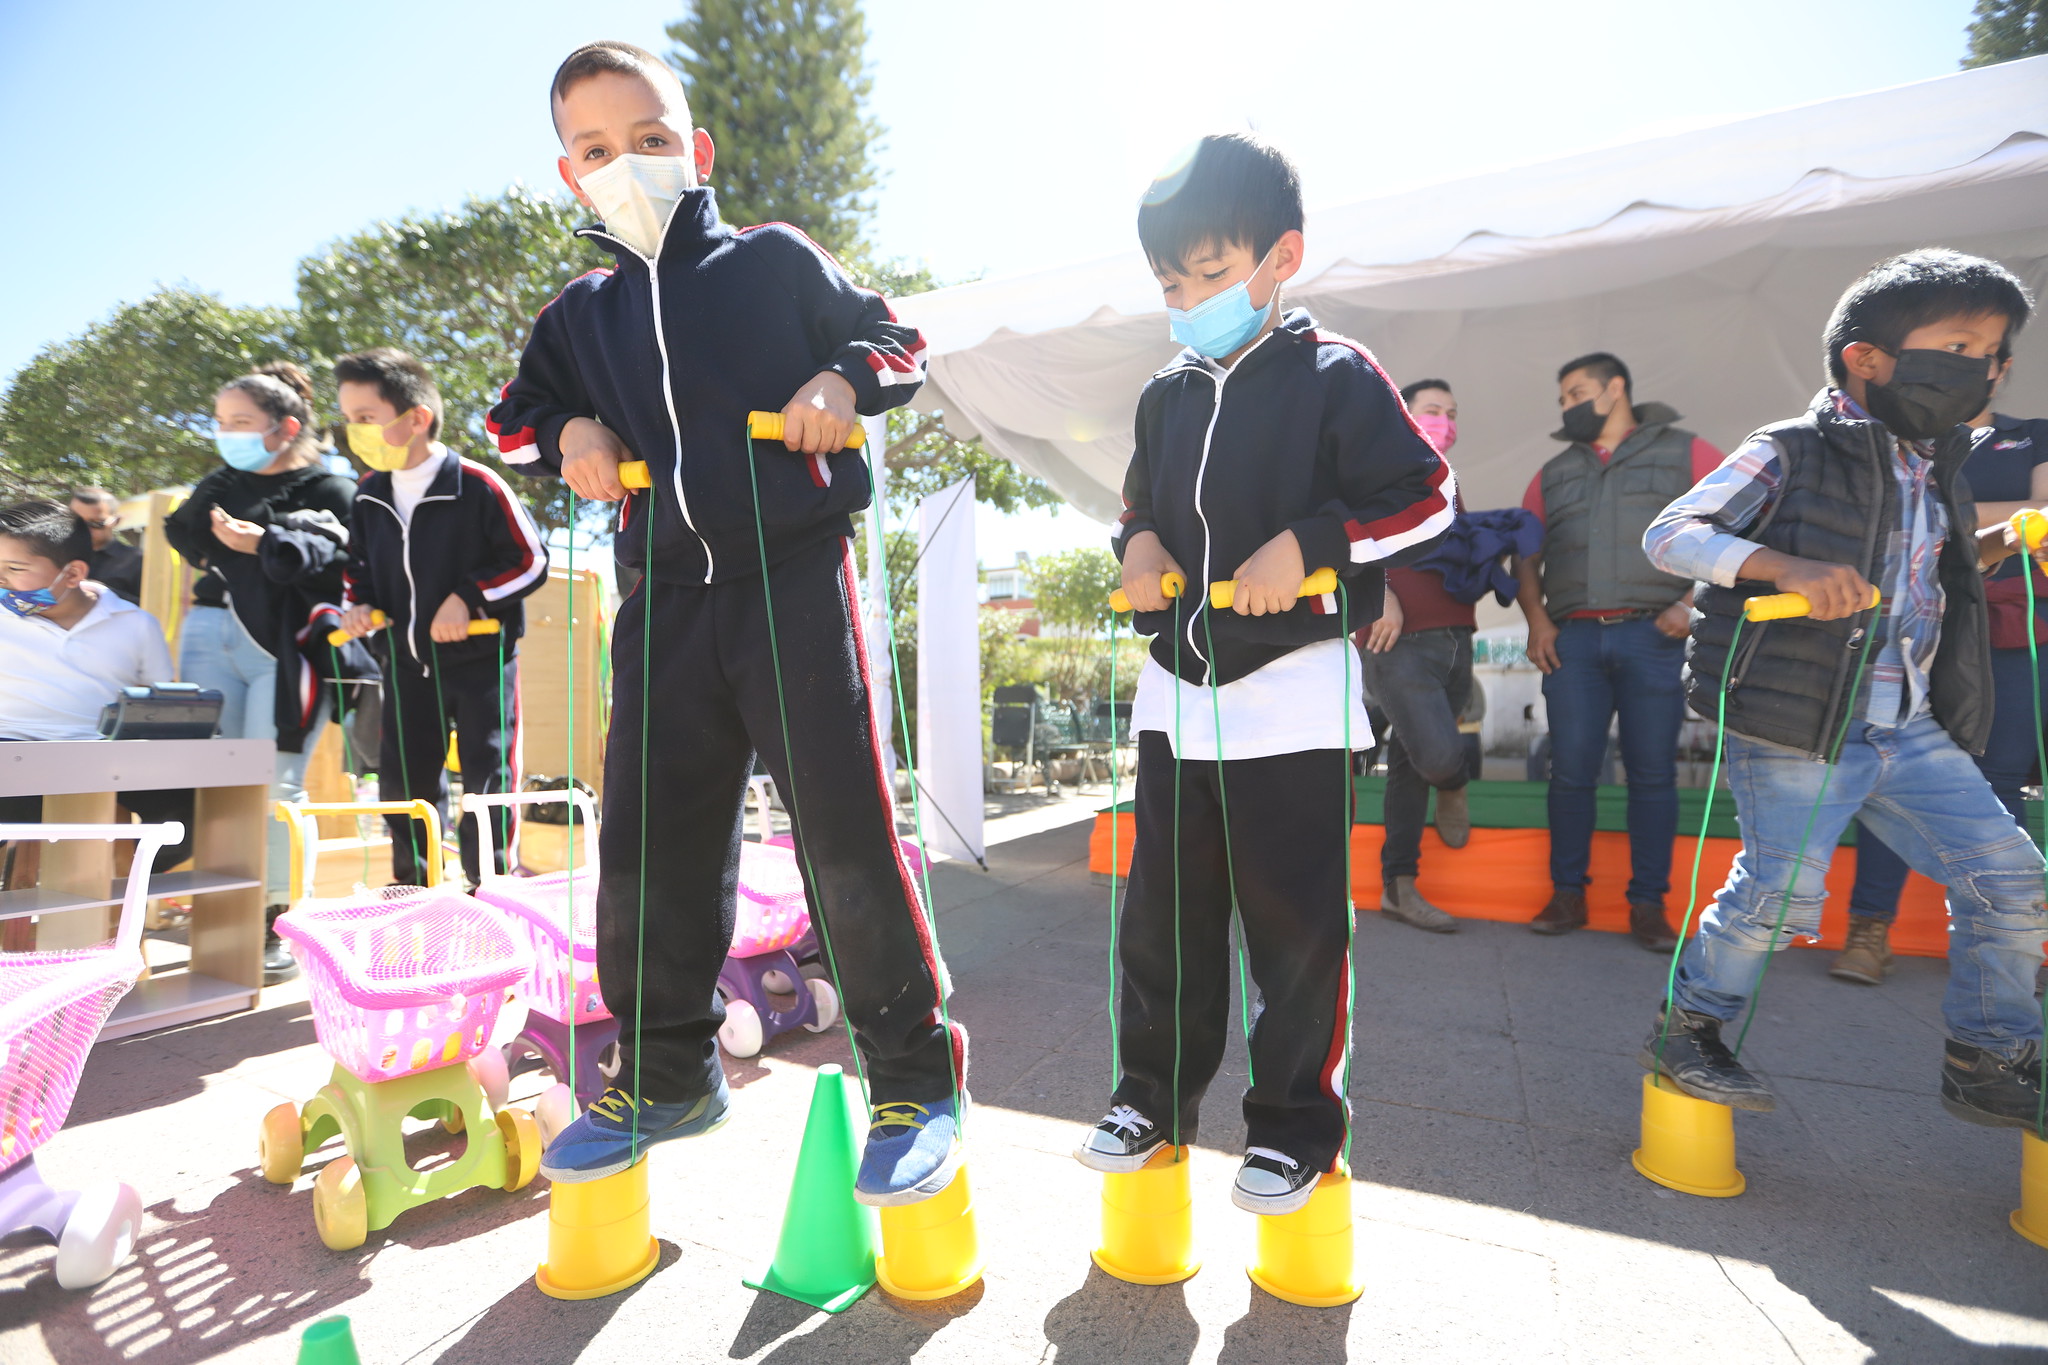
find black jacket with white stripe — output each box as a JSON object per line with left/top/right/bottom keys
{"left": 1115, "top": 309, "right": 1456, "bottom": 687}
{"left": 485, "top": 187, "right": 926, "bottom": 587}
{"left": 342, "top": 451, "right": 549, "bottom": 675}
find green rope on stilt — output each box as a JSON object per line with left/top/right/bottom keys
{"left": 1199, "top": 609, "right": 1255, "bottom": 1082}
{"left": 1339, "top": 581, "right": 1357, "bottom": 1169}
{"left": 2021, "top": 535, "right": 2048, "bottom": 1138}
{"left": 1106, "top": 609, "right": 1124, "bottom": 1092}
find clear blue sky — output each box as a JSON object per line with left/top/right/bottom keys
{"left": 0, "top": 0, "right": 1984, "bottom": 556}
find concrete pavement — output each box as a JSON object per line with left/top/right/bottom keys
{"left": 4, "top": 810, "right": 2048, "bottom": 1363}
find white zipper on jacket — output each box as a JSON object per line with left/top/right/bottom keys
{"left": 583, "top": 215, "right": 715, "bottom": 583}
{"left": 1177, "top": 324, "right": 1290, "bottom": 677}
{"left": 356, "top": 485, "right": 458, "bottom": 676}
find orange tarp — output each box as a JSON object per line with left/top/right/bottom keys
{"left": 1088, "top": 811, "right": 1955, "bottom": 958}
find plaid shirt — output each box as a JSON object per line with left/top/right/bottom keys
{"left": 1643, "top": 391, "right": 1945, "bottom": 727}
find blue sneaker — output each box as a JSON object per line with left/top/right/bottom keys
{"left": 538, "top": 1078, "right": 730, "bottom": 1183}
{"left": 854, "top": 1094, "right": 966, "bottom": 1206}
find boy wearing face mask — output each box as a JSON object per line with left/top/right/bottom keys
{"left": 1076, "top": 134, "right": 1454, "bottom": 1215}
{"left": 332, "top": 348, "right": 548, "bottom": 889}
{"left": 485, "top": 42, "right": 953, "bottom": 1203}
{"left": 1638, "top": 249, "right": 2048, "bottom": 1127}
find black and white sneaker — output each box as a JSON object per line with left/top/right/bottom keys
{"left": 1231, "top": 1147, "right": 1319, "bottom": 1215}
{"left": 1074, "top": 1104, "right": 1167, "bottom": 1173}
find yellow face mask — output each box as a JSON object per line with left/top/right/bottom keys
{"left": 347, "top": 415, "right": 414, "bottom": 472}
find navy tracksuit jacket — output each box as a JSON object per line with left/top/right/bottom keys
{"left": 343, "top": 452, "right": 549, "bottom": 886}
{"left": 487, "top": 187, "right": 958, "bottom": 1105}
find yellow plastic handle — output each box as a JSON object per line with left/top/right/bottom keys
{"left": 1743, "top": 585, "right": 1883, "bottom": 621}
{"left": 326, "top": 610, "right": 501, "bottom": 647}
{"left": 274, "top": 798, "right": 443, "bottom": 901}
{"left": 1210, "top": 566, "right": 1341, "bottom": 610}
{"left": 616, "top": 413, "right": 865, "bottom": 492}
{"left": 748, "top": 410, "right": 866, "bottom": 448}
{"left": 1109, "top": 571, "right": 1185, "bottom": 614}
{"left": 2011, "top": 509, "right": 2048, "bottom": 553}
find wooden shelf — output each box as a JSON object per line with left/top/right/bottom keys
{"left": 103, "top": 972, "right": 257, "bottom": 1041}
{"left": 112, "top": 869, "right": 262, "bottom": 901}
{"left": 0, "top": 886, "right": 115, "bottom": 921}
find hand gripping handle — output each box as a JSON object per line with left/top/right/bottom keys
{"left": 2012, "top": 508, "right": 2048, "bottom": 554}
{"left": 1109, "top": 572, "right": 1186, "bottom": 614}
{"left": 618, "top": 410, "right": 867, "bottom": 490}
{"left": 1209, "top": 566, "right": 1340, "bottom": 610}
{"left": 327, "top": 610, "right": 501, "bottom": 647}
{"left": 1743, "top": 584, "right": 1883, "bottom": 621}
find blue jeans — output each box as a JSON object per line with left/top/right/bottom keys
{"left": 1541, "top": 617, "right": 1685, "bottom": 901}
{"left": 179, "top": 604, "right": 325, "bottom": 903}
{"left": 1849, "top": 646, "right": 2047, "bottom": 922}
{"left": 1673, "top": 714, "right": 2048, "bottom": 1053}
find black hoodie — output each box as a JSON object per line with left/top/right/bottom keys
{"left": 1115, "top": 309, "right": 1456, "bottom": 686}
{"left": 485, "top": 188, "right": 926, "bottom": 586}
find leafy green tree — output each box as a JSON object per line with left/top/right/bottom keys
{"left": 0, "top": 289, "right": 303, "bottom": 500}
{"left": 1029, "top": 548, "right": 1123, "bottom": 637}
{"left": 1963, "top": 0, "right": 2048, "bottom": 65}
{"left": 295, "top": 185, "right": 605, "bottom": 532}
{"left": 666, "top": 0, "right": 880, "bottom": 259}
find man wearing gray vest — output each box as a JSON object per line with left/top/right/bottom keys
{"left": 1516, "top": 353, "right": 1724, "bottom": 949}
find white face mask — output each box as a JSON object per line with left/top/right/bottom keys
{"left": 578, "top": 153, "right": 697, "bottom": 258}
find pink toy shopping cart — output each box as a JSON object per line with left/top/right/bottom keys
{"left": 0, "top": 820, "right": 181, "bottom": 1289}
{"left": 260, "top": 800, "right": 541, "bottom": 1251}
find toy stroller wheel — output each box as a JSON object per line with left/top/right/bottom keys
{"left": 469, "top": 1046, "right": 511, "bottom": 1113}
{"left": 761, "top": 968, "right": 796, "bottom": 995}
{"left": 313, "top": 1158, "right": 368, "bottom": 1250}
{"left": 442, "top": 1106, "right": 466, "bottom": 1135}
{"left": 597, "top": 1041, "right": 621, "bottom": 1079}
{"left": 803, "top": 976, "right": 840, "bottom": 1033}
{"left": 259, "top": 1103, "right": 304, "bottom": 1184}
{"left": 54, "top": 1182, "right": 142, "bottom": 1289}
{"left": 535, "top": 1083, "right": 576, "bottom": 1146}
{"left": 718, "top": 997, "right": 763, "bottom": 1058}
{"left": 498, "top": 1107, "right": 541, "bottom": 1191}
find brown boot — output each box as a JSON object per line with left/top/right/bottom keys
{"left": 1433, "top": 786, "right": 1471, "bottom": 849}
{"left": 1381, "top": 876, "right": 1459, "bottom": 933}
{"left": 1628, "top": 899, "right": 1678, "bottom": 953}
{"left": 1829, "top": 915, "right": 1893, "bottom": 985}
{"left": 1530, "top": 887, "right": 1587, "bottom": 935}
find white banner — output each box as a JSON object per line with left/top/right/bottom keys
{"left": 916, "top": 477, "right": 985, "bottom": 867}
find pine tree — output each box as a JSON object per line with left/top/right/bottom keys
{"left": 666, "top": 0, "right": 881, "bottom": 259}
{"left": 1962, "top": 0, "right": 2048, "bottom": 67}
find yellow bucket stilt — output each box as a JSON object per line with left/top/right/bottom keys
{"left": 2012, "top": 1129, "right": 2048, "bottom": 1249}
{"left": 536, "top": 1156, "right": 660, "bottom": 1299}
{"left": 874, "top": 1164, "right": 983, "bottom": 1300}
{"left": 1246, "top": 1165, "right": 1362, "bottom": 1307}
{"left": 1632, "top": 1072, "right": 1746, "bottom": 1197}
{"left": 1093, "top": 1145, "right": 1198, "bottom": 1284}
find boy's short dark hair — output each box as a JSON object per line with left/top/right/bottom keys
{"left": 334, "top": 347, "right": 445, "bottom": 440}
{"left": 1137, "top": 133, "right": 1304, "bottom": 276}
{"left": 1823, "top": 248, "right": 2033, "bottom": 384}
{"left": 550, "top": 40, "right": 685, "bottom": 128}
{"left": 1400, "top": 378, "right": 1453, "bottom": 405}
{"left": 1557, "top": 351, "right": 1632, "bottom": 397}
{"left": 0, "top": 501, "right": 91, "bottom": 568}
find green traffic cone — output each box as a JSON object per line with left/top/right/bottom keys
{"left": 298, "top": 1316, "right": 362, "bottom": 1365}
{"left": 743, "top": 1063, "right": 878, "bottom": 1312}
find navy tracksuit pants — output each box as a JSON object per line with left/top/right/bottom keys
{"left": 598, "top": 535, "right": 962, "bottom": 1106}
{"left": 380, "top": 641, "right": 519, "bottom": 887}
{"left": 1113, "top": 731, "right": 1354, "bottom": 1173}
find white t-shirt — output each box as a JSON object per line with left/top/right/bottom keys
{"left": 1133, "top": 636, "right": 1373, "bottom": 761}
{"left": 391, "top": 447, "right": 448, "bottom": 524}
{"left": 0, "top": 589, "right": 176, "bottom": 741}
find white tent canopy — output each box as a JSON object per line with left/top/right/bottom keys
{"left": 895, "top": 57, "right": 2048, "bottom": 528}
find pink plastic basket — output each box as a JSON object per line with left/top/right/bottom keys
{"left": 473, "top": 869, "right": 607, "bottom": 1026}
{"left": 277, "top": 886, "right": 532, "bottom": 1084}
{"left": 0, "top": 947, "right": 134, "bottom": 1168}
{"left": 733, "top": 841, "right": 811, "bottom": 958}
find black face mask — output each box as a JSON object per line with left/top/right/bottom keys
{"left": 1558, "top": 396, "right": 1608, "bottom": 444}
{"left": 1859, "top": 348, "right": 1993, "bottom": 442}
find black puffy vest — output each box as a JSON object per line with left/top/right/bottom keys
{"left": 1688, "top": 390, "right": 1990, "bottom": 760}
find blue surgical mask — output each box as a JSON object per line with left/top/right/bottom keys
{"left": 1, "top": 585, "right": 62, "bottom": 618}
{"left": 1166, "top": 246, "right": 1280, "bottom": 360}
{"left": 214, "top": 426, "right": 279, "bottom": 472}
